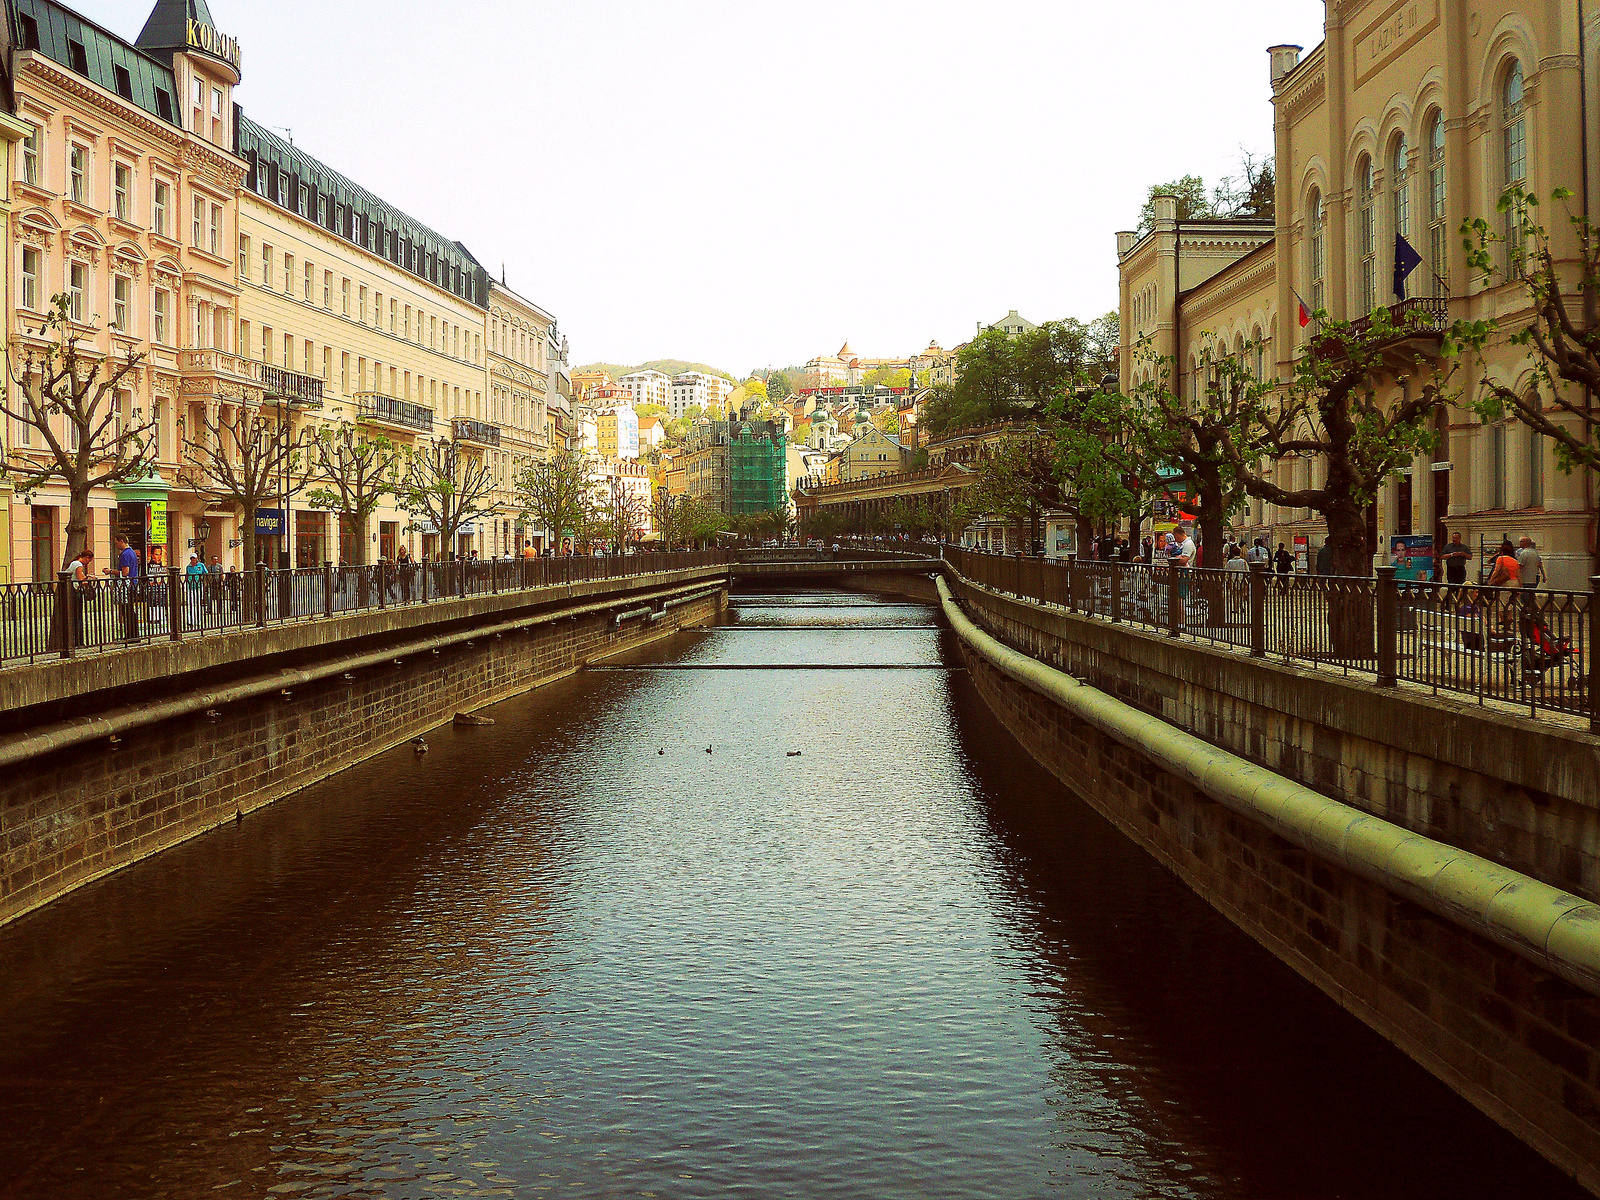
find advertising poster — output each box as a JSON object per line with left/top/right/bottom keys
{"left": 1388, "top": 534, "right": 1435, "bottom": 582}
{"left": 148, "top": 500, "right": 167, "bottom": 546}
{"left": 1293, "top": 534, "right": 1309, "bottom": 572}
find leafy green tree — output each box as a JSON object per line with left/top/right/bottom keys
{"left": 863, "top": 366, "right": 912, "bottom": 389}
{"left": 957, "top": 432, "right": 1063, "bottom": 554}
{"left": 634, "top": 402, "right": 669, "bottom": 420}
{"left": 1138, "top": 175, "right": 1211, "bottom": 230}
{"left": 768, "top": 370, "right": 794, "bottom": 405}
{"left": 681, "top": 497, "right": 730, "bottom": 547}
{"left": 872, "top": 409, "right": 901, "bottom": 435}
{"left": 1452, "top": 185, "right": 1600, "bottom": 478}
{"left": 304, "top": 428, "right": 401, "bottom": 566}
{"left": 396, "top": 440, "right": 496, "bottom": 558}
{"left": 517, "top": 450, "right": 594, "bottom": 547}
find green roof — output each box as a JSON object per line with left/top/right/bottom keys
{"left": 13, "top": 0, "right": 181, "bottom": 126}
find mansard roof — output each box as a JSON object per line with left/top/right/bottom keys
{"left": 236, "top": 113, "right": 488, "bottom": 309}
{"left": 134, "top": 0, "right": 213, "bottom": 56}
{"left": 14, "top": 0, "right": 180, "bottom": 126}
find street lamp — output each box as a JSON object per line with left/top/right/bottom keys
{"left": 195, "top": 517, "right": 211, "bottom": 556}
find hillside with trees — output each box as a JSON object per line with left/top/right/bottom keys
{"left": 576, "top": 359, "right": 737, "bottom": 381}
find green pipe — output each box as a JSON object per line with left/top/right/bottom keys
{"left": 936, "top": 575, "right": 1600, "bottom": 998}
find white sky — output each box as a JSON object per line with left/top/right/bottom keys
{"left": 91, "top": 0, "right": 1327, "bottom": 376}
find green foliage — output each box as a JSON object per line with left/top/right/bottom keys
{"left": 394, "top": 441, "right": 497, "bottom": 553}
{"left": 634, "top": 403, "right": 669, "bottom": 419}
{"left": 516, "top": 450, "right": 594, "bottom": 543}
{"left": 862, "top": 366, "right": 912, "bottom": 389}
{"left": 872, "top": 409, "right": 901, "bottom": 435}
{"left": 1138, "top": 175, "right": 1210, "bottom": 229}
{"left": 925, "top": 317, "right": 1118, "bottom": 435}
{"left": 768, "top": 370, "right": 794, "bottom": 405}
{"left": 1449, "top": 184, "right": 1600, "bottom": 475}
{"left": 303, "top": 429, "right": 401, "bottom": 566}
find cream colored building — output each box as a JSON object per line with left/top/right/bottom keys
{"left": 234, "top": 115, "right": 492, "bottom": 563}
{"left": 1117, "top": 4, "right": 1600, "bottom": 588}
{"left": 5, "top": 0, "right": 246, "bottom": 581}
{"left": 620, "top": 368, "right": 670, "bottom": 411}
{"left": 488, "top": 279, "right": 554, "bottom": 551}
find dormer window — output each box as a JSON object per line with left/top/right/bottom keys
{"left": 113, "top": 66, "right": 133, "bottom": 101}
{"left": 68, "top": 40, "right": 88, "bottom": 76}
{"left": 155, "top": 90, "right": 173, "bottom": 123}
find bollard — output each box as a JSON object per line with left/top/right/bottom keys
{"left": 1249, "top": 561, "right": 1268, "bottom": 657}
{"left": 165, "top": 565, "right": 182, "bottom": 641}
{"left": 1375, "top": 564, "right": 1398, "bottom": 686}
{"left": 323, "top": 561, "right": 334, "bottom": 618}
{"left": 56, "top": 570, "right": 75, "bottom": 658}
{"left": 1590, "top": 577, "right": 1599, "bottom": 735}
{"left": 1167, "top": 558, "right": 1182, "bottom": 638}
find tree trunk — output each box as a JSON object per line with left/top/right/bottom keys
{"left": 49, "top": 478, "right": 92, "bottom": 651}
{"left": 1196, "top": 487, "right": 1229, "bottom": 628}
{"left": 1075, "top": 513, "right": 1094, "bottom": 560}
{"left": 1324, "top": 502, "right": 1375, "bottom": 661}
{"left": 242, "top": 503, "right": 259, "bottom": 573}
{"left": 349, "top": 511, "right": 369, "bottom": 566}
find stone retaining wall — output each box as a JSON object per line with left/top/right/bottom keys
{"left": 949, "top": 573, "right": 1600, "bottom": 1194}
{"left": 0, "top": 586, "right": 724, "bottom": 928}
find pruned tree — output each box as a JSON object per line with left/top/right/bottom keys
{"left": 303, "top": 427, "right": 401, "bottom": 566}
{"left": 1452, "top": 185, "right": 1600, "bottom": 481}
{"left": 517, "top": 449, "right": 593, "bottom": 550}
{"left": 178, "top": 404, "right": 312, "bottom": 573}
{"left": 395, "top": 438, "right": 496, "bottom": 558}
{"left": 1128, "top": 336, "right": 1265, "bottom": 570}
{"left": 653, "top": 488, "right": 689, "bottom": 548}
{"left": 1, "top": 295, "right": 151, "bottom": 570}
{"left": 957, "top": 431, "right": 1064, "bottom": 554}
{"left": 598, "top": 474, "right": 649, "bottom": 552}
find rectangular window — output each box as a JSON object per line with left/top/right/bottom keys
{"left": 284, "top": 253, "right": 294, "bottom": 294}
{"left": 303, "top": 339, "right": 313, "bottom": 375}
{"left": 21, "top": 124, "right": 39, "bottom": 185}
{"left": 341, "top": 278, "right": 350, "bottom": 315}
{"left": 238, "top": 318, "right": 248, "bottom": 356}
{"left": 357, "top": 357, "right": 365, "bottom": 392}
{"left": 213, "top": 87, "right": 223, "bottom": 118}
{"left": 323, "top": 270, "right": 332, "bottom": 307}
{"left": 298, "top": 182, "right": 309, "bottom": 217}
{"left": 304, "top": 262, "right": 313, "bottom": 301}
{"left": 153, "top": 399, "right": 164, "bottom": 460}
{"left": 262, "top": 326, "right": 273, "bottom": 362}
{"left": 155, "top": 288, "right": 169, "bottom": 344}
{"left": 69, "top": 145, "right": 86, "bottom": 203}
{"left": 193, "top": 197, "right": 205, "bottom": 248}
{"left": 283, "top": 332, "right": 292, "bottom": 368}
{"left": 390, "top": 299, "right": 397, "bottom": 332}
{"left": 340, "top": 352, "right": 349, "bottom": 392}
{"left": 358, "top": 285, "right": 367, "bottom": 322}
{"left": 323, "top": 346, "right": 331, "bottom": 381}
{"left": 404, "top": 305, "right": 412, "bottom": 339}
{"left": 112, "top": 276, "right": 130, "bottom": 331}
{"left": 20, "top": 246, "right": 38, "bottom": 311}
{"left": 154, "top": 181, "right": 169, "bottom": 236}
{"left": 69, "top": 261, "right": 86, "bottom": 321}
{"left": 113, "top": 163, "right": 131, "bottom": 220}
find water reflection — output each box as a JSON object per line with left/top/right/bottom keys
{"left": 0, "top": 587, "right": 1580, "bottom": 1198}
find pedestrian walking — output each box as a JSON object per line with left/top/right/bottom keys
{"left": 69, "top": 548, "right": 96, "bottom": 646}
{"left": 184, "top": 552, "right": 207, "bottom": 629}
{"left": 1274, "top": 542, "right": 1294, "bottom": 588}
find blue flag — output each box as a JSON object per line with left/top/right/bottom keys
{"left": 1393, "top": 233, "right": 1423, "bottom": 301}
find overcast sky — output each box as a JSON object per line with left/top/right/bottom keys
{"left": 93, "top": 0, "right": 1326, "bottom": 376}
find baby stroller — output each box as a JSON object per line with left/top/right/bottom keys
{"left": 1519, "top": 607, "right": 1575, "bottom": 682}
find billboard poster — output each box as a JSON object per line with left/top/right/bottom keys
{"left": 1293, "top": 535, "right": 1309, "bottom": 572}
{"left": 1388, "top": 534, "right": 1434, "bottom": 581}
{"left": 148, "top": 500, "right": 168, "bottom": 546}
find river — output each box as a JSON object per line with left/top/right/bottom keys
{"left": 0, "top": 588, "right": 1581, "bottom": 1199}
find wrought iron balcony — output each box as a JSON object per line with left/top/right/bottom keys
{"left": 254, "top": 361, "right": 325, "bottom": 408}
{"left": 1347, "top": 295, "right": 1449, "bottom": 339}
{"left": 452, "top": 417, "right": 501, "bottom": 447}
{"left": 355, "top": 393, "right": 434, "bottom": 434}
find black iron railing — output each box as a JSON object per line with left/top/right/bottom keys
{"left": 452, "top": 417, "right": 501, "bottom": 446}
{"left": 256, "top": 362, "right": 325, "bottom": 407}
{"left": 0, "top": 551, "right": 729, "bottom": 669}
{"left": 356, "top": 394, "right": 434, "bottom": 433}
{"left": 942, "top": 546, "right": 1595, "bottom": 728}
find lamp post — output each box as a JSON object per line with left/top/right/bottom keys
{"left": 195, "top": 517, "right": 211, "bottom": 560}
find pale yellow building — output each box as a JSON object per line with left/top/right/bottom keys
{"left": 1117, "top": 3, "right": 1600, "bottom": 588}
{"left": 488, "top": 280, "right": 554, "bottom": 551}
{"left": 836, "top": 423, "right": 909, "bottom": 483}
{"left": 234, "top": 115, "right": 492, "bottom": 564}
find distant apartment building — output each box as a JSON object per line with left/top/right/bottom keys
{"left": 668, "top": 371, "right": 733, "bottom": 418}
{"left": 638, "top": 414, "right": 664, "bottom": 450}
{"left": 681, "top": 419, "right": 786, "bottom": 515}
{"left": 620, "top": 369, "right": 670, "bottom": 411}
{"left": 596, "top": 404, "right": 639, "bottom": 460}
{"left": 987, "top": 310, "right": 1038, "bottom": 337}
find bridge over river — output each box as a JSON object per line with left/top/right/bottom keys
{"left": 0, "top": 552, "right": 1593, "bottom": 1197}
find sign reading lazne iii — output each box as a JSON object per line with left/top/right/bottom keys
{"left": 186, "top": 18, "right": 241, "bottom": 71}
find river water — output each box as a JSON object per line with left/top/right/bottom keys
{"left": 0, "top": 589, "right": 1582, "bottom": 1199}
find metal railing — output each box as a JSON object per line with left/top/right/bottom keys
{"left": 943, "top": 546, "right": 1595, "bottom": 728}
{"left": 452, "top": 417, "right": 501, "bottom": 446}
{"left": 256, "top": 361, "right": 325, "bottom": 407}
{"left": 355, "top": 394, "right": 435, "bottom": 433}
{"left": 0, "top": 550, "right": 729, "bottom": 669}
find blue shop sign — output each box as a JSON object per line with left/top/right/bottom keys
{"left": 255, "top": 509, "right": 285, "bottom": 536}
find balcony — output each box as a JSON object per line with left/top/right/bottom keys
{"left": 1316, "top": 296, "right": 1450, "bottom": 363}
{"left": 176, "top": 348, "right": 257, "bottom": 401}
{"left": 355, "top": 393, "right": 434, "bottom": 434}
{"left": 452, "top": 417, "right": 501, "bottom": 447}
{"left": 254, "top": 361, "right": 325, "bottom": 408}
{"left": 1348, "top": 295, "right": 1448, "bottom": 338}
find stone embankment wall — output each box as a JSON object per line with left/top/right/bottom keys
{"left": 0, "top": 578, "right": 724, "bottom": 928}
{"left": 945, "top": 569, "right": 1600, "bottom": 1195}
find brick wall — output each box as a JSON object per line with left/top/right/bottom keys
{"left": 0, "top": 589, "right": 723, "bottom": 929}
{"left": 952, "top": 581, "right": 1600, "bottom": 1194}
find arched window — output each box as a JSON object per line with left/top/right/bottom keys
{"left": 1426, "top": 111, "right": 1447, "bottom": 296}
{"left": 1307, "top": 189, "right": 1326, "bottom": 317}
{"left": 1253, "top": 331, "right": 1264, "bottom": 381}
{"left": 1490, "top": 422, "right": 1508, "bottom": 510}
{"left": 1392, "top": 135, "right": 1410, "bottom": 246}
{"left": 1357, "top": 156, "right": 1377, "bottom": 315}
{"left": 1503, "top": 60, "right": 1527, "bottom": 273}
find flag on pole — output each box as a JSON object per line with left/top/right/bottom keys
{"left": 1393, "top": 233, "right": 1423, "bottom": 301}
{"left": 1293, "top": 290, "right": 1314, "bottom": 328}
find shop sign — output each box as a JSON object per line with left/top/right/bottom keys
{"left": 187, "top": 19, "right": 242, "bottom": 70}
{"left": 256, "top": 509, "right": 285, "bottom": 537}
